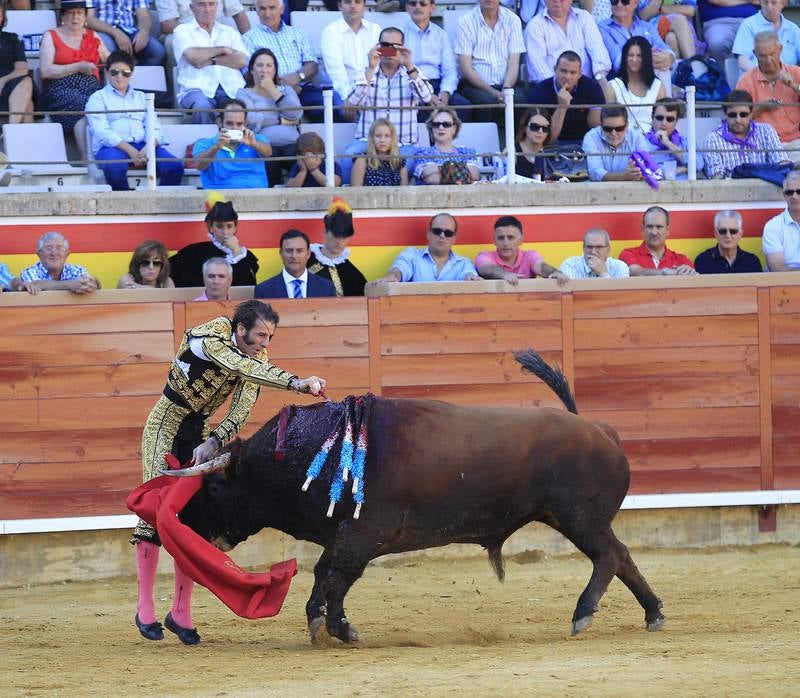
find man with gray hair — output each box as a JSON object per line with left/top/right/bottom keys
{"left": 194, "top": 256, "right": 233, "bottom": 300}
{"left": 736, "top": 30, "right": 800, "bottom": 161}
{"left": 559, "top": 228, "right": 630, "bottom": 279}
{"left": 762, "top": 170, "right": 800, "bottom": 271}
{"left": 13, "top": 232, "right": 99, "bottom": 294}
{"left": 732, "top": 1, "right": 800, "bottom": 72}
{"left": 694, "top": 210, "right": 763, "bottom": 274}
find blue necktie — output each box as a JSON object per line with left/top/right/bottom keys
{"left": 292, "top": 278, "right": 303, "bottom": 298}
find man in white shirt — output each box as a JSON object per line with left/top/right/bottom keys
{"left": 173, "top": 0, "right": 249, "bottom": 123}
{"left": 454, "top": 0, "right": 526, "bottom": 124}
{"left": 559, "top": 228, "right": 630, "bottom": 278}
{"left": 320, "top": 0, "right": 381, "bottom": 120}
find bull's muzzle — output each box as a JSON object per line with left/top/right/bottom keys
{"left": 160, "top": 453, "right": 231, "bottom": 477}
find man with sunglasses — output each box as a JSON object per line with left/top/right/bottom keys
{"left": 703, "top": 89, "right": 788, "bottom": 179}
{"left": 403, "top": 0, "right": 466, "bottom": 111}
{"left": 86, "top": 50, "right": 185, "bottom": 190}
{"left": 373, "top": 213, "right": 479, "bottom": 282}
{"left": 583, "top": 104, "right": 649, "bottom": 181}
{"left": 528, "top": 50, "right": 606, "bottom": 145}
{"left": 598, "top": 0, "right": 674, "bottom": 78}
{"left": 694, "top": 210, "right": 762, "bottom": 274}
{"left": 736, "top": 31, "right": 800, "bottom": 162}
{"left": 762, "top": 170, "right": 800, "bottom": 271}
{"left": 644, "top": 97, "right": 703, "bottom": 180}
{"left": 620, "top": 206, "right": 697, "bottom": 275}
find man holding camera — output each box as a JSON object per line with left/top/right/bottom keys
{"left": 192, "top": 98, "right": 273, "bottom": 188}
{"left": 341, "top": 26, "right": 433, "bottom": 183}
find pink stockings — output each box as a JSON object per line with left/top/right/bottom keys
{"left": 135, "top": 541, "right": 194, "bottom": 628}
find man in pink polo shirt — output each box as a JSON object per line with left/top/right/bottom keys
{"left": 475, "top": 215, "right": 569, "bottom": 285}
{"left": 620, "top": 206, "right": 697, "bottom": 276}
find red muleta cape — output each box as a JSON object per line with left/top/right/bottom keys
{"left": 127, "top": 474, "right": 297, "bottom": 620}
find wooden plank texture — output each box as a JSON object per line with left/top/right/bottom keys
{"left": 623, "top": 437, "right": 760, "bottom": 471}
{"left": 770, "top": 314, "right": 800, "bottom": 344}
{"left": 380, "top": 321, "right": 562, "bottom": 355}
{"left": 1, "top": 428, "right": 142, "bottom": 464}
{"left": 575, "top": 315, "right": 758, "bottom": 349}
{"left": 583, "top": 407, "right": 760, "bottom": 440}
{"left": 183, "top": 297, "right": 367, "bottom": 329}
{"left": 574, "top": 346, "right": 760, "bottom": 380}
{"left": 0, "top": 332, "right": 175, "bottom": 367}
{"left": 0, "top": 364, "right": 166, "bottom": 400}
{"left": 772, "top": 345, "right": 800, "bottom": 375}
{"left": 265, "top": 326, "right": 369, "bottom": 359}
{"left": 0, "top": 491, "right": 131, "bottom": 519}
{"left": 576, "top": 375, "right": 759, "bottom": 410}
{"left": 629, "top": 467, "right": 761, "bottom": 494}
{"left": 770, "top": 286, "right": 800, "bottom": 314}
{"left": 0, "top": 459, "right": 139, "bottom": 491}
{"left": 381, "top": 351, "right": 561, "bottom": 387}
{"left": 3, "top": 303, "right": 173, "bottom": 335}
{"left": 573, "top": 287, "right": 757, "bottom": 319}
{"left": 380, "top": 293, "right": 562, "bottom": 324}
{"left": 0, "top": 395, "right": 156, "bottom": 431}
{"left": 383, "top": 382, "right": 566, "bottom": 408}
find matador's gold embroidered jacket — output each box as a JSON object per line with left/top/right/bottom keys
{"left": 165, "top": 316, "right": 297, "bottom": 444}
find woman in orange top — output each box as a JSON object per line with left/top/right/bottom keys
{"left": 39, "top": 0, "right": 109, "bottom": 159}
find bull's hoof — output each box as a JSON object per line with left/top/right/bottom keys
{"left": 570, "top": 616, "right": 593, "bottom": 636}
{"left": 328, "top": 617, "right": 360, "bottom": 644}
{"left": 309, "top": 617, "right": 333, "bottom": 647}
{"left": 646, "top": 615, "right": 666, "bottom": 632}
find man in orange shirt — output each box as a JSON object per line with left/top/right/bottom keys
{"left": 620, "top": 206, "right": 697, "bottom": 276}
{"left": 737, "top": 30, "right": 800, "bottom": 162}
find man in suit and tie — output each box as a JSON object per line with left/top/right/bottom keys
{"left": 254, "top": 229, "right": 337, "bottom": 298}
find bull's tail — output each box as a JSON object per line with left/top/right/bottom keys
{"left": 514, "top": 349, "right": 578, "bottom": 415}
{"left": 487, "top": 544, "right": 505, "bottom": 583}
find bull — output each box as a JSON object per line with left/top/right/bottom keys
{"left": 169, "top": 350, "right": 665, "bottom": 643}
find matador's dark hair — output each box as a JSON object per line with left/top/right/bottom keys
{"left": 233, "top": 300, "right": 280, "bottom": 331}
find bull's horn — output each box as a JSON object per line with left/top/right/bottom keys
{"left": 160, "top": 453, "right": 231, "bottom": 477}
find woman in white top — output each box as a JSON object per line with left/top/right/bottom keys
{"left": 605, "top": 36, "right": 665, "bottom": 136}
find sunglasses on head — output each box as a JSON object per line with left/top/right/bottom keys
{"left": 602, "top": 125, "right": 626, "bottom": 133}
{"left": 653, "top": 114, "right": 676, "bottom": 123}
{"left": 431, "top": 120, "right": 453, "bottom": 128}
{"left": 726, "top": 110, "right": 751, "bottom": 119}
{"left": 784, "top": 188, "right": 800, "bottom": 196}
{"left": 716, "top": 228, "right": 740, "bottom": 236}
{"left": 430, "top": 227, "right": 456, "bottom": 238}
{"left": 140, "top": 259, "right": 163, "bottom": 267}
{"left": 610, "top": 0, "right": 632, "bottom": 5}
{"left": 528, "top": 122, "right": 550, "bottom": 133}
{"left": 109, "top": 68, "right": 132, "bottom": 77}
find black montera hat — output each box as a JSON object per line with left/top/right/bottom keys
{"left": 323, "top": 197, "right": 354, "bottom": 238}
{"left": 205, "top": 200, "right": 238, "bottom": 223}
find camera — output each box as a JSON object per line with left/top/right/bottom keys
{"left": 378, "top": 45, "right": 397, "bottom": 57}
{"left": 224, "top": 129, "right": 243, "bottom": 141}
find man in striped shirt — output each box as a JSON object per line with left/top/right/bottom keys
{"left": 703, "top": 88, "right": 789, "bottom": 179}
{"left": 453, "top": 0, "right": 525, "bottom": 124}
{"left": 88, "top": 0, "right": 166, "bottom": 66}
{"left": 342, "top": 26, "right": 433, "bottom": 183}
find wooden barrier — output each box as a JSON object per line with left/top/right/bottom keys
{"left": 1, "top": 275, "right": 799, "bottom": 525}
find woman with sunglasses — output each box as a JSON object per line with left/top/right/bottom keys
{"left": 118, "top": 240, "right": 174, "bottom": 289}
{"left": 605, "top": 36, "right": 666, "bottom": 136}
{"left": 644, "top": 97, "right": 703, "bottom": 179}
{"left": 512, "top": 107, "right": 553, "bottom": 180}
{"left": 86, "top": 50, "right": 184, "bottom": 190}
{"left": 413, "top": 107, "right": 480, "bottom": 185}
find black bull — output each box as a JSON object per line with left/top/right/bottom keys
{"left": 174, "top": 350, "right": 665, "bottom": 643}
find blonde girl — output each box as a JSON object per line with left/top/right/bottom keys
{"left": 350, "top": 118, "right": 408, "bottom": 187}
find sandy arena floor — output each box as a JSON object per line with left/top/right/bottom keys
{"left": 2, "top": 544, "right": 799, "bottom": 697}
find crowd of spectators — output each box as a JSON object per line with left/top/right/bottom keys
{"left": 3, "top": 184, "right": 798, "bottom": 299}
{"left": 1, "top": 0, "right": 799, "bottom": 189}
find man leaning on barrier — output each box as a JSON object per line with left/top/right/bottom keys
{"left": 559, "top": 228, "right": 630, "bottom": 279}
{"left": 12, "top": 232, "right": 100, "bottom": 295}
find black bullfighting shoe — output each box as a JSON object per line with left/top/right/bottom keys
{"left": 135, "top": 614, "right": 164, "bottom": 641}
{"left": 164, "top": 612, "right": 201, "bottom": 645}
